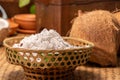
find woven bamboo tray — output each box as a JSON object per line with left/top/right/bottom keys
{"left": 3, "top": 36, "right": 94, "bottom": 80}
{"left": 0, "top": 47, "right": 120, "bottom": 80}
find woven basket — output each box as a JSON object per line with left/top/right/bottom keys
{"left": 3, "top": 36, "right": 94, "bottom": 80}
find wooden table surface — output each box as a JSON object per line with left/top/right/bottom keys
{"left": 0, "top": 34, "right": 120, "bottom": 80}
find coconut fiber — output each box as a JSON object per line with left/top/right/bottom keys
{"left": 113, "top": 10, "right": 120, "bottom": 23}
{"left": 113, "top": 10, "right": 120, "bottom": 55}
{"left": 70, "top": 10, "right": 120, "bottom": 66}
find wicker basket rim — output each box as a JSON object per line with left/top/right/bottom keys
{"left": 3, "top": 36, "right": 94, "bottom": 52}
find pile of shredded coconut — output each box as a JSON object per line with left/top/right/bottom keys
{"left": 13, "top": 28, "right": 78, "bottom": 50}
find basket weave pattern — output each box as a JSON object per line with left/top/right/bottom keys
{"left": 23, "top": 66, "right": 75, "bottom": 80}
{"left": 4, "top": 36, "right": 94, "bottom": 80}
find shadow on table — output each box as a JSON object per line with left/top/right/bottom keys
{"left": 4, "top": 68, "right": 105, "bottom": 80}
{"left": 5, "top": 69, "right": 100, "bottom": 80}
{"left": 5, "top": 70, "right": 25, "bottom": 80}
{"left": 86, "top": 55, "right": 120, "bottom": 68}
{"left": 74, "top": 69, "right": 102, "bottom": 80}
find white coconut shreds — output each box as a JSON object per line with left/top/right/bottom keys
{"left": 13, "top": 28, "right": 84, "bottom": 50}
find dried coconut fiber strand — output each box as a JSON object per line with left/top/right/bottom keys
{"left": 113, "top": 10, "right": 120, "bottom": 55}
{"left": 70, "top": 10, "right": 120, "bottom": 66}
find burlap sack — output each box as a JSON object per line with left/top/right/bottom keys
{"left": 70, "top": 10, "right": 120, "bottom": 66}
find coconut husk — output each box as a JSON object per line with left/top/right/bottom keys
{"left": 113, "top": 9, "right": 120, "bottom": 23}
{"left": 113, "top": 12, "right": 120, "bottom": 19}
{"left": 113, "top": 10, "right": 120, "bottom": 55}
{"left": 70, "top": 10, "right": 120, "bottom": 66}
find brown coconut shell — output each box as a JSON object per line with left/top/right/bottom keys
{"left": 113, "top": 10, "right": 120, "bottom": 23}
{"left": 70, "top": 10, "right": 120, "bottom": 66}
{"left": 113, "top": 10, "right": 120, "bottom": 55}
